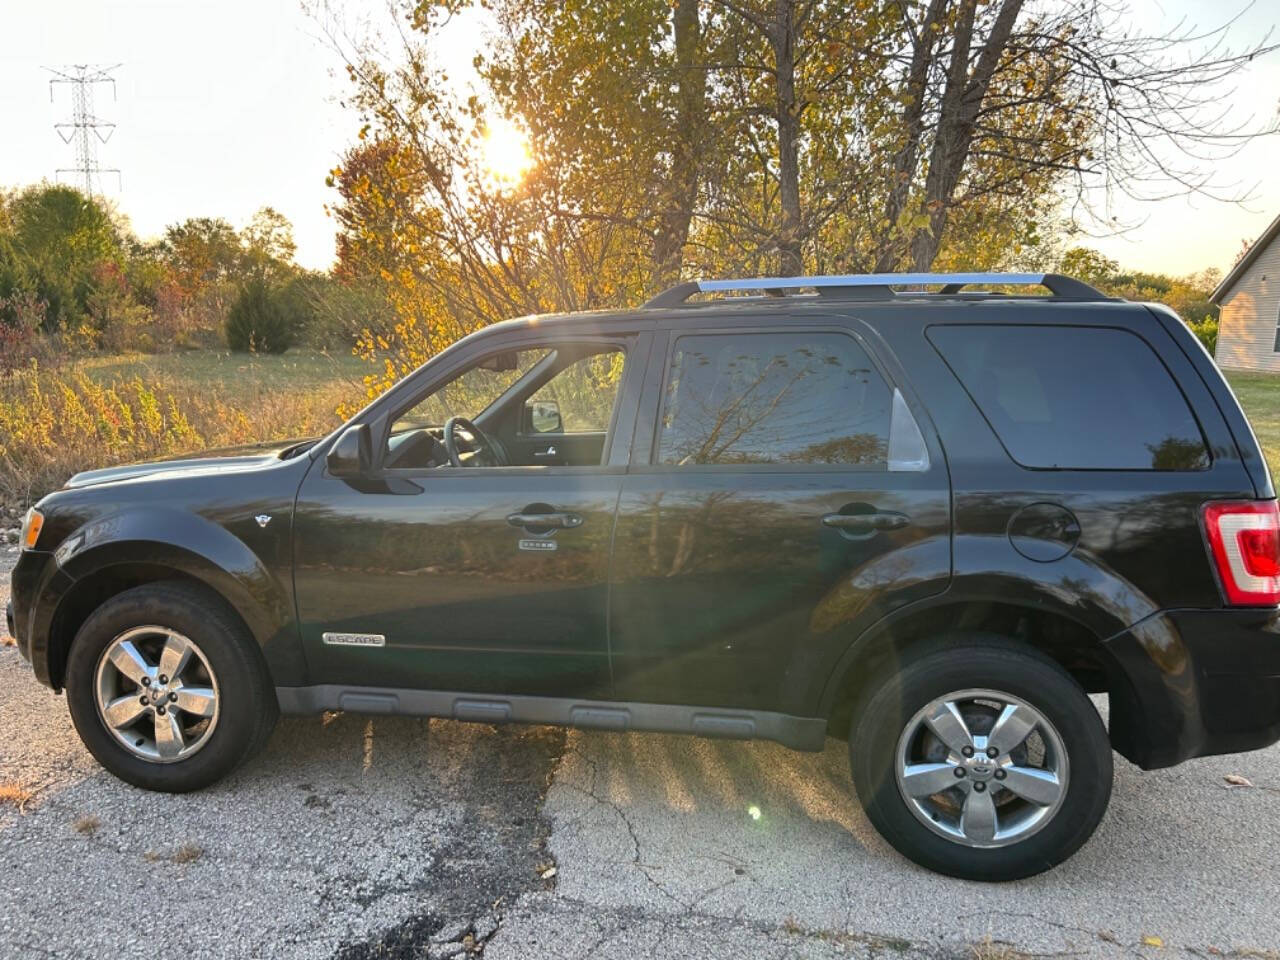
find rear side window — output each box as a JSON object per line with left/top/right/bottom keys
{"left": 928, "top": 324, "right": 1209, "bottom": 470}
{"left": 657, "top": 332, "right": 891, "bottom": 465}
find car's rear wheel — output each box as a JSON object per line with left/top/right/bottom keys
{"left": 849, "top": 636, "right": 1112, "bottom": 881}
{"left": 65, "top": 582, "right": 278, "bottom": 792}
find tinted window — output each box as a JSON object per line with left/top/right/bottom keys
{"left": 657, "top": 332, "right": 891, "bottom": 465}
{"left": 527, "top": 350, "right": 625, "bottom": 433}
{"left": 392, "top": 348, "right": 549, "bottom": 433}
{"left": 928, "top": 324, "right": 1208, "bottom": 470}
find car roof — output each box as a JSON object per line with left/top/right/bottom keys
{"left": 484, "top": 294, "right": 1141, "bottom": 339}
{"left": 478, "top": 272, "right": 1131, "bottom": 337}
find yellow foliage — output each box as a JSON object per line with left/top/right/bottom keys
{"left": 0, "top": 358, "right": 350, "bottom": 505}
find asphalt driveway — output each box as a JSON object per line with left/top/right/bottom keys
{"left": 3, "top": 550, "right": 1279, "bottom": 958}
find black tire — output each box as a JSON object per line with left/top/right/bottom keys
{"left": 849, "top": 635, "right": 1112, "bottom": 881}
{"left": 65, "top": 581, "right": 278, "bottom": 792}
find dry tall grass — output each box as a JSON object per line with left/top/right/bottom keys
{"left": 0, "top": 358, "right": 355, "bottom": 506}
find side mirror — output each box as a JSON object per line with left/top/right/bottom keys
{"left": 524, "top": 398, "right": 563, "bottom": 434}
{"left": 327, "top": 423, "right": 372, "bottom": 477}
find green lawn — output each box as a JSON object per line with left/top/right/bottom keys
{"left": 78, "top": 349, "right": 369, "bottom": 408}
{"left": 1225, "top": 371, "right": 1280, "bottom": 481}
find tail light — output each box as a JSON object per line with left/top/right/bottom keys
{"left": 1202, "top": 500, "right": 1280, "bottom": 606}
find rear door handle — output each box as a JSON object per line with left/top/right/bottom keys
{"left": 507, "top": 511, "right": 584, "bottom": 529}
{"left": 822, "top": 511, "right": 910, "bottom": 532}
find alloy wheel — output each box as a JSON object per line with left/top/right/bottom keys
{"left": 93, "top": 626, "right": 221, "bottom": 763}
{"left": 894, "top": 688, "right": 1069, "bottom": 849}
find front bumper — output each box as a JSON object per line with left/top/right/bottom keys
{"left": 1107, "top": 607, "right": 1280, "bottom": 769}
{"left": 8, "top": 549, "right": 65, "bottom": 684}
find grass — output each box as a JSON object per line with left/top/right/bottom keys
{"left": 1224, "top": 371, "right": 1280, "bottom": 481}
{"left": 0, "top": 781, "right": 36, "bottom": 814}
{"left": 0, "top": 348, "right": 370, "bottom": 506}
{"left": 78, "top": 349, "right": 368, "bottom": 409}
{"left": 73, "top": 814, "right": 101, "bottom": 835}
{"left": 144, "top": 843, "right": 203, "bottom": 864}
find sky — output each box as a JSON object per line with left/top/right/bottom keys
{"left": 0, "top": 0, "right": 1276, "bottom": 277}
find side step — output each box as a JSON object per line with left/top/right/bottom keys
{"left": 275, "top": 685, "right": 828, "bottom": 752}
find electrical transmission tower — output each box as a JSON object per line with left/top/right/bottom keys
{"left": 47, "top": 64, "right": 122, "bottom": 196}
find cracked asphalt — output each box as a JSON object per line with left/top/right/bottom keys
{"left": 4, "top": 548, "right": 1280, "bottom": 959}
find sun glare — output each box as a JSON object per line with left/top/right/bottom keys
{"left": 481, "top": 117, "right": 533, "bottom": 186}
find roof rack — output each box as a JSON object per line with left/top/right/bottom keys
{"left": 643, "top": 272, "right": 1107, "bottom": 308}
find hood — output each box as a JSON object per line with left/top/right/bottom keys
{"left": 64, "top": 438, "right": 317, "bottom": 489}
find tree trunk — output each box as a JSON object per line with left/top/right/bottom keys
{"left": 652, "top": 0, "right": 706, "bottom": 287}
{"left": 873, "top": 0, "right": 949, "bottom": 273}
{"left": 771, "top": 0, "right": 803, "bottom": 276}
{"left": 910, "top": 0, "right": 1024, "bottom": 270}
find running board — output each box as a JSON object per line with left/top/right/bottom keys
{"left": 274, "top": 685, "right": 828, "bottom": 752}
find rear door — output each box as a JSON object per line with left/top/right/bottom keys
{"left": 607, "top": 318, "right": 952, "bottom": 715}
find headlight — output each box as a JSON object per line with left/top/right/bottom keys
{"left": 20, "top": 507, "right": 44, "bottom": 551}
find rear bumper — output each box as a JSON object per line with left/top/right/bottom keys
{"left": 1107, "top": 607, "right": 1280, "bottom": 769}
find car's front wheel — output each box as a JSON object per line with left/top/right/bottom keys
{"left": 850, "top": 636, "right": 1112, "bottom": 880}
{"left": 65, "top": 582, "right": 278, "bottom": 792}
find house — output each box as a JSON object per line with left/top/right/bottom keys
{"left": 1212, "top": 212, "right": 1280, "bottom": 371}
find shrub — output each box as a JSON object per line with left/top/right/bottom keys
{"left": 0, "top": 291, "right": 45, "bottom": 376}
{"left": 0, "top": 362, "right": 200, "bottom": 502}
{"left": 225, "top": 279, "right": 295, "bottom": 353}
{"left": 1187, "top": 315, "right": 1218, "bottom": 357}
{"left": 291, "top": 274, "right": 395, "bottom": 349}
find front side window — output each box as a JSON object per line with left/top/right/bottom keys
{"left": 928, "top": 324, "right": 1209, "bottom": 470}
{"left": 656, "top": 332, "right": 892, "bottom": 466}
{"left": 525, "top": 350, "right": 626, "bottom": 434}
{"left": 392, "top": 348, "right": 550, "bottom": 434}
{"left": 383, "top": 343, "right": 628, "bottom": 469}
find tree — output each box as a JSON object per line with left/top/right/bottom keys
{"left": 225, "top": 278, "right": 296, "bottom": 353}
{"left": 5, "top": 183, "right": 123, "bottom": 330}
{"left": 241, "top": 206, "right": 298, "bottom": 280}
{"left": 320, "top": 0, "right": 1276, "bottom": 388}
{"left": 161, "top": 217, "right": 241, "bottom": 294}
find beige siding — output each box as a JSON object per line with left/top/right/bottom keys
{"left": 1216, "top": 238, "right": 1280, "bottom": 371}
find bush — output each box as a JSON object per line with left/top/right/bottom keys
{"left": 225, "top": 279, "right": 295, "bottom": 353}
{"left": 1187, "top": 315, "right": 1218, "bottom": 357}
{"left": 0, "top": 362, "right": 200, "bottom": 502}
{"left": 291, "top": 274, "right": 395, "bottom": 349}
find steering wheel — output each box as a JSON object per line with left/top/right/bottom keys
{"left": 442, "top": 416, "right": 508, "bottom": 468}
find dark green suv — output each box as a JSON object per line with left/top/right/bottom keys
{"left": 10, "top": 273, "right": 1280, "bottom": 880}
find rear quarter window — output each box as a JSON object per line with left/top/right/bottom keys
{"left": 927, "top": 324, "right": 1209, "bottom": 470}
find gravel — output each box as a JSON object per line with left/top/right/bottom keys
{"left": 4, "top": 551, "right": 1279, "bottom": 958}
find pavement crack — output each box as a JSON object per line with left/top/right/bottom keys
{"left": 957, "top": 909, "right": 1149, "bottom": 959}
{"left": 560, "top": 743, "right": 690, "bottom": 910}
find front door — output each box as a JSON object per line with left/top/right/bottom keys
{"left": 292, "top": 332, "right": 644, "bottom": 699}
{"left": 608, "top": 323, "right": 952, "bottom": 714}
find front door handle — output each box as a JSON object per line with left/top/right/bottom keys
{"left": 507, "top": 511, "right": 584, "bottom": 529}
{"left": 822, "top": 511, "right": 910, "bottom": 532}
{"left": 533, "top": 445, "right": 558, "bottom": 458}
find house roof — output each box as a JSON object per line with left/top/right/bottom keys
{"left": 1212, "top": 210, "right": 1280, "bottom": 305}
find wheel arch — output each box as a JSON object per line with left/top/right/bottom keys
{"left": 38, "top": 509, "right": 300, "bottom": 690}
{"left": 820, "top": 594, "right": 1148, "bottom": 765}
{"left": 45, "top": 560, "right": 269, "bottom": 690}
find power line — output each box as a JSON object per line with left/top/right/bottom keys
{"left": 46, "top": 63, "right": 122, "bottom": 196}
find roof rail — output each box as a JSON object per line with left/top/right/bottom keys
{"left": 643, "top": 272, "right": 1107, "bottom": 308}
